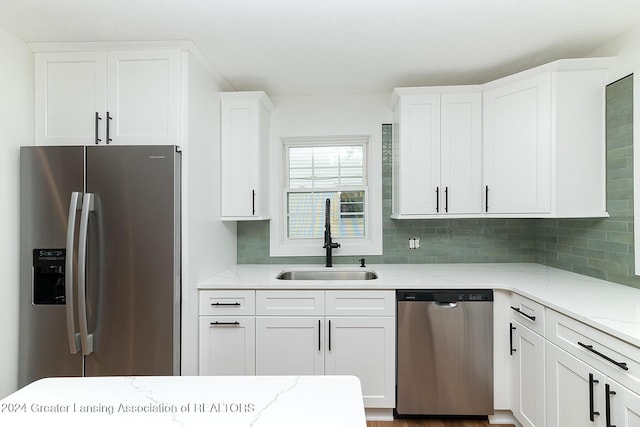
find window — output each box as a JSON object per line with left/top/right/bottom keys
{"left": 286, "top": 144, "right": 366, "bottom": 239}
{"left": 270, "top": 135, "right": 382, "bottom": 257}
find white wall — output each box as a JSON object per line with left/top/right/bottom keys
{"left": 268, "top": 94, "right": 392, "bottom": 257}
{"left": 181, "top": 52, "right": 237, "bottom": 375}
{"left": 0, "top": 29, "right": 33, "bottom": 398}
{"left": 589, "top": 24, "right": 640, "bottom": 81}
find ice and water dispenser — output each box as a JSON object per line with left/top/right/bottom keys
{"left": 32, "top": 249, "right": 66, "bottom": 305}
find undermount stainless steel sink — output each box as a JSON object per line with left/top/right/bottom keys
{"left": 276, "top": 269, "right": 378, "bottom": 281}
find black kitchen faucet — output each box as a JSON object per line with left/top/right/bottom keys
{"left": 323, "top": 198, "right": 340, "bottom": 267}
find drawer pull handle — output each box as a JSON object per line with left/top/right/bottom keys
{"left": 210, "top": 321, "right": 240, "bottom": 326}
{"left": 578, "top": 342, "right": 629, "bottom": 371}
{"left": 211, "top": 302, "right": 241, "bottom": 306}
{"left": 589, "top": 373, "right": 600, "bottom": 421}
{"left": 511, "top": 306, "right": 536, "bottom": 321}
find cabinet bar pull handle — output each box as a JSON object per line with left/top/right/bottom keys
{"left": 252, "top": 189, "right": 256, "bottom": 215}
{"left": 211, "top": 302, "right": 241, "bottom": 306}
{"left": 511, "top": 306, "right": 536, "bottom": 321}
{"left": 509, "top": 322, "right": 516, "bottom": 356}
{"left": 605, "top": 383, "right": 616, "bottom": 427}
{"left": 589, "top": 373, "right": 600, "bottom": 421}
{"left": 95, "top": 112, "right": 102, "bottom": 144}
{"left": 210, "top": 321, "right": 240, "bottom": 326}
{"left": 435, "top": 187, "right": 439, "bottom": 213}
{"left": 485, "top": 185, "right": 489, "bottom": 212}
{"left": 318, "top": 319, "right": 321, "bottom": 351}
{"left": 444, "top": 187, "right": 448, "bottom": 213}
{"left": 328, "top": 319, "right": 332, "bottom": 351}
{"left": 578, "top": 342, "right": 629, "bottom": 371}
{"left": 106, "top": 111, "right": 112, "bottom": 144}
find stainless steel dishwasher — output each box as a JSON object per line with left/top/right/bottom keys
{"left": 396, "top": 289, "right": 494, "bottom": 417}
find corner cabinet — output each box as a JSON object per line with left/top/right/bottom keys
{"left": 483, "top": 58, "right": 609, "bottom": 217}
{"left": 33, "top": 49, "right": 181, "bottom": 146}
{"left": 390, "top": 87, "right": 482, "bottom": 218}
{"left": 391, "top": 58, "right": 610, "bottom": 219}
{"left": 220, "top": 91, "right": 273, "bottom": 220}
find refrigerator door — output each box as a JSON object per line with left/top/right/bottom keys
{"left": 83, "top": 145, "right": 180, "bottom": 376}
{"left": 19, "top": 146, "right": 85, "bottom": 386}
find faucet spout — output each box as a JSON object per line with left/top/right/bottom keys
{"left": 323, "top": 198, "right": 340, "bottom": 267}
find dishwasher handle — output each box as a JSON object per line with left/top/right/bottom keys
{"left": 434, "top": 301, "right": 459, "bottom": 308}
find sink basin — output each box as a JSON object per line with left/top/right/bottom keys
{"left": 276, "top": 269, "right": 378, "bottom": 281}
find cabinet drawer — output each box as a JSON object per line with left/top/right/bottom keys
{"left": 199, "top": 290, "right": 255, "bottom": 315}
{"left": 256, "top": 290, "right": 325, "bottom": 316}
{"left": 546, "top": 309, "right": 640, "bottom": 394}
{"left": 510, "top": 293, "right": 545, "bottom": 336}
{"left": 325, "top": 291, "right": 395, "bottom": 316}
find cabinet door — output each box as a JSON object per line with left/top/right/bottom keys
{"left": 35, "top": 52, "right": 107, "bottom": 146}
{"left": 393, "top": 94, "right": 441, "bottom": 215}
{"left": 483, "top": 73, "right": 551, "bottom": 213}
{"left": 546, "top": 342, "right": 605, "bottom": 427}
{"left": 198, "top": 316, "right": 255, "bottom": 376}
{"left": 255, "top": 317, "right": 324, "bottom": 375}
{"left": 106, "top": 50, "right": 181, "bottom": 145}
{"left": 325, "top": 317, "right": 395, "bottom": 408}
{"left": 441, "top": 93, "right": 482, "bottom": 214}
{"left": 220, "top": 94, "right": 262, "bottom": 218}
{"left": 511, "top": 321, "right": 546, "bottom": 427}
{"left": 608, "top": 379, "right": 640, "bottom": 427}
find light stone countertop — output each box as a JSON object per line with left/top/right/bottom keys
{"left": 199, "top": 263, "right": 640, "bottom": 348}
{"left": 0, "top": 375, "right": 366, "bottom": 427}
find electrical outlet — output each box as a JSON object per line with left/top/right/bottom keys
{"left": 409, "top": 237, "right": 420, "bottom": 249}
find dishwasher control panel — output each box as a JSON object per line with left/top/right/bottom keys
{"left": 396, "top": 289, "right": 493, "bottom": 302}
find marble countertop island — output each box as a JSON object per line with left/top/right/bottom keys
{"left": 199, "top": 263, "right": 640, "bottom": 348}
{"left": 0, "top": 375, "right": 366, "bottom": 427}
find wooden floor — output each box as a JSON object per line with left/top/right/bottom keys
{"left": 367, "top": 420, "right": 514, "bottom": 427}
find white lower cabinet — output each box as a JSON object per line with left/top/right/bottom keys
{"left": 255, "top": 316, "right": 324, "bottom": 375}
{"left": 546, "top": 342, "right": 640, "bottom": 426}
{"left": 198, "top": 291, "right": 257, "bottom": 376}
{"left": 608, "top": 378, "right": 640, "bottom": 427}
{"left": 325, "top": 316, "right": 395, "bottom": 408}
{"left": 545, "top": 309, "right": 640, "bottom": 427}
{"left": 509, "top": 294, "right": 546, "bottom": 427}
{"left": 254, "top": 290, "right": 395, "bottom": 408}
{"left": 199, "top": 316, "right": 255, "bottom": 376}
{"left": 199, "top": 289, "right": 395, "bottom": 409}
{"left": 511, "top": 319, "right": 546, "bottom": 427}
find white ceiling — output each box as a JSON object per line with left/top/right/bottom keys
{"left": 1, "top": 0, "right": 640, "bottom": 96}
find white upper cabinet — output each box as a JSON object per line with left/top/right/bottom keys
{"left": 483, "top": 58, "right": 610, "bottom": 217}
{"left": 391, "top": 57, "right": 610, "bottom": 219}
{"left": 34, "top": 48, "right": 181, "bottom": 146}
{"left": 391, "top": 87, "right": 482, "bottom": 218}
{"left": 220, "top": 91, "right": 273, "bottom": 220}
{"left": 483, "top": 73, "right": 552, "bottom": 214}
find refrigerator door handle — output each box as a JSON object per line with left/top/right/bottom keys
{"left": 65, "top": 192, "right": 83, "bottom": 354}
{"left": 78, "top": 192, "right": 95, "bottom": 355}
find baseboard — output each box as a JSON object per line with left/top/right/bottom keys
{"left": 489, "top": 410, "right": 520, "bottom": 426}
{"left": 365, "top": 408, "right": 394, "bottom": 421}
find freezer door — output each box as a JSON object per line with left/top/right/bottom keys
{"left": 19, "top": 146, "right": 85, "bottom": 387}
{"left": 84, "top": 145, "right": 180, "bottom": 376}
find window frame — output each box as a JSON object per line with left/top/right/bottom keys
{"left": 285, "top": 141, "right": 367, "bottom": 240}
{"left": 270, "top": 134, "right": 383, "bottom": 258}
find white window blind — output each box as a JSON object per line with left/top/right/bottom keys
{"left": 285, "top": 139, "right": 367, "bottom": 240}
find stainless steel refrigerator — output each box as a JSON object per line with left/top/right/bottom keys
{"left": 19, "top": 145, "right": 181, "bottom": 387}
